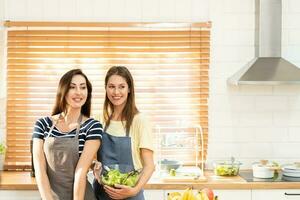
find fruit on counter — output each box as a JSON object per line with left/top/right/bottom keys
{"left": 167, "top": 191, "right": 182, "bottom": 200}
{"left": 182, "top": 188, "right": 195, "bottom": 200}
{"left": 200, "top": 188, "right": 214, "bottom": 200}
{"left": 168, "top": 188, "right": 217, "bottom": 200}
{"left": 195, "top": 192, "right": 208, "bottom": 200}
{"left": 101, "top": 169, "right": 139, "bottom": 187}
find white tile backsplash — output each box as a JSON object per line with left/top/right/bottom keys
{"left": 214, "top": 30, "right": 254, "bottom": 46}
{"left": 108, "top": 0, "right": 126, "bottom": 21}
{"left": 77, "top": 0, "right": 94, "bottom": 20}
{"left": 92, "top": 0, "right": 109, "bottom": 21}
{"left": 0, "top": 0, "right": 4, "bottom": 19}
{"left": 288, "top": 127, "right": 300, "bottom": 142}
{"left": 1, "top": 0, "right": 300, "bottom": 169}
{"left": 124, "top": 0, "right": 142, "bottom": 21}
{"left": 288, "top": 0, "right": 300, "bottom": 13}
{"left": 43, "top": 0, "right": 60, "bottom": 20}
{"left": 212, "top": 46, "right": 254, "bottom": 62}
{"left": 216, "top": 13, "right": 255, "bottom": 30}
{"left": 236, "top": 143, "right": 273, "bottom": 158}
{"left": 191, "top": 0, "right": 209, "bottom": 21}
{"left": 288, "top": 30, "right": 300, "bottom": 45}
{"left": 27, "top": 0, "right": 43, "bottom": 20}
{"left": 174, "top": 0, "right": 192, "bottom": 22}
{"left": 5, "top": 0, "right": 28, "bottom": 20}
{"left": 273, "top": 85, "right": 300, "bottom": 95}
{"left": 158, "top": 0, "right": 176, "bottom": 21}
{"left": 223, "top": 0, "right": 254, "bottom": 14}
{"left": 141, "top": 0, "right": 159, "bottom": 22}
{"left": 58, "top": 0, "right": 77, "bottom": 20}
{"left": 254, "top": 96, "right": 288, "bottom": 111}
{"left": 284, "top": 13, "right": 300, "bottom": 29}
{"left": 238, "top": 85, "right": 273, "bottom": 95}
{"left": 238, "top": 112, "right": 273, "bottom": 127}
{"left": 272, "top": 143, "right": 300, "bottom": 158}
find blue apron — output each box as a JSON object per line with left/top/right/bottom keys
{"left": 93, "top": 130, "right": 144, "bottom": 200}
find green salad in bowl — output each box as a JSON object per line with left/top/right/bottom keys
{"left": 101, "top": 165, "right": 140, "bottom": 187}
{"left": 213, "top": 160, "right": 242, "bottom": 176}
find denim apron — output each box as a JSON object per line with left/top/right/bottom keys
{"left": 44, "top": 115, "right": 96, "bottom": 200}
{"left": 93, "top": 129, "right": 144, "bottom": 200}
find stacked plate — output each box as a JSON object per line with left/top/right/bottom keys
{"left": 282, "top": 164, "right": 300, "bottom": 181}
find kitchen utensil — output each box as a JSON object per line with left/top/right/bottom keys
{"left": 103, "top": 165, "right": 111, "bottom": 172}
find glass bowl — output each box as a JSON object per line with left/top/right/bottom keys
{"left": 213, "top": 160, "right": 241, "bottom": 176}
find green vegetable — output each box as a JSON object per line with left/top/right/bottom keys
{"left": 0, "top": 143, "right": 6, "bottom": 155}
{"left": 215, "top": 165, "right": 239, "bottom": 176}
{"left": 169, "top": 169, "right": 176, "bottom": 176}
{"left": 101, "top": 169, "right": 140, "bottom": 187}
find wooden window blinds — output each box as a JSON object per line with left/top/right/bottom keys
{"left": 4, "top": 21, "right": 211, "bottom": 171}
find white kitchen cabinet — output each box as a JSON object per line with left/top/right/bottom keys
{"left": 0, "top": 190, "right": 41, "bottom": 200}
{"left": 214, "top": 189, "right": 251, "bottom": 200}
{"left": 144, "top": 189, "right": 164, "bottom": 200}
{"left": 252, "top": 189, "right": 300, "bottom": 200}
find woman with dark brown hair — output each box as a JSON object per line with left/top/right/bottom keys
{"left": 93, "top": 66, "right": 155, "bottom": 200}
{"left": 32, "top": 69, "right": 102, "bottom": 200}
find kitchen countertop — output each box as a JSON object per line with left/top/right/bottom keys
{"left": 1, "top": 170, "right": 300, "bottom": 190}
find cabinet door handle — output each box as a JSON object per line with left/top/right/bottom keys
{"left": 284, "top": 192, "right": 300, "bottom": 196}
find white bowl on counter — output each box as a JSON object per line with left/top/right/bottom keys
{"left": 252, "top": 160, "right": 280, "bottom": 179}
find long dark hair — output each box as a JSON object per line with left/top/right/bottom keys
{"left": 52, "top": 69, "right": 92, "bottom": 117}
{"left": 103, "top": 66, "right": 139, "bottom": 133}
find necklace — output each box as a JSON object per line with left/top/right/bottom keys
{"left": 57, "top": 113, "right": 82, "bottom": 132}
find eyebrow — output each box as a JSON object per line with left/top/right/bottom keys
{"left": 70, "top": 82, "right": 86, "bottom": 85}
{"left": 108, "top": 83, "right": 126, "bottom": 85}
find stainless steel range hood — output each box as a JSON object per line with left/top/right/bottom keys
{"left": 228, "top": 0, "right": 300, "bottom": 85}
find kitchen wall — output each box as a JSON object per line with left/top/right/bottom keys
{"left": 0, "top": 0, "right": 300, "bottom": 168}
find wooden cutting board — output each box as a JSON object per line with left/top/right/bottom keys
{"left": 161, "top": 175, "right": 207, "bottom": 182}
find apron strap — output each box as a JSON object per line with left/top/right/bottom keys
{"left": 45, "top": 115, "right": 60, "bottom": 138}
{"left": 74, "top": 114, "right": 82, "bottom": 139}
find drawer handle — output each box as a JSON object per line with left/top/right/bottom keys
{"left": 284, "top": 192, "right": 300, "bottom": 196}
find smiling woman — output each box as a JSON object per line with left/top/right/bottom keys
{"left": 31, "top": 69, "right": 101, "bottom": 200}
{"left": 4, "top": 21, "right": 211, "bottom": 173}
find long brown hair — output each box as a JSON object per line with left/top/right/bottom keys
{"left": 103, "top": 66, "right": 139, "bottom": 133}
{"left": 52, "top": 69, "right": 92, "bottom": 117}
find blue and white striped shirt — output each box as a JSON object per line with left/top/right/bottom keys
{"left": 32, "top": 117, "right": 102, "bottom": 156}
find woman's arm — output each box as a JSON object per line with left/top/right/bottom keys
{"left": 32, "top": 138, "right": 54, "bottom": 200}
{"left": 132, "top": 148, "right": 155, "bottom": 192}
{"left": 73, "top": 139, "right": 100, "bottom": 200}
{"left": 104, "top": 148, "right": 155, "bottom": 199}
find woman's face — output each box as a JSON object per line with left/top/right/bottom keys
{"left": 65, "top": 74, "right": 88, "bottom": 110}
{"left": 106, "top": 74, "right": 129, "bottom": 109}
